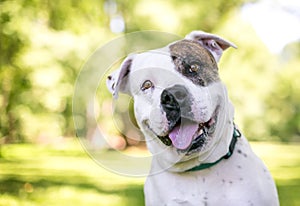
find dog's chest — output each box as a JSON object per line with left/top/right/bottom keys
{"left": 146, "top": 165, "right": 230, "bottom": 202}
{"left": 144, "top": 140, "right": 278, "bottom": 206}
{"left": 145, "top": 167, "right": 235, "bottom": 205}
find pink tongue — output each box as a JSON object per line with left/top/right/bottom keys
{"left": 169, "top": 119, "right": 198, "bottom": 150}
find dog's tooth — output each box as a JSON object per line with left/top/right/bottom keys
{"left": 208, "top": 118, "right": 216, "bottom": 126}
{"left": 158, "top": 136, "right": 172, "bottom": 146}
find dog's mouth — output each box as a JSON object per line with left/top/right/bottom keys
{"left": 157, "top": 108, "right": 218, "bottom": 153}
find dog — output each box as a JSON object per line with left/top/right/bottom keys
{"left": 106, "top": 31, "right": 279, "bottom": 206}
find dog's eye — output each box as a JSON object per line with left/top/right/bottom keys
{"left": 189, "top": 64, "right": 200, "bottom": 73}
{"left": 183, "top": 61, "right": 200, "bottom": 74}
{"left": 141, "top": 80, "right": 153, "bottom": 91}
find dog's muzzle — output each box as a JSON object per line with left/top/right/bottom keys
{"left": 158, "top": 84, "right": 218, "bottom": 151}
{"left": 159, "top": 85, "right": 196, "bottom": 149}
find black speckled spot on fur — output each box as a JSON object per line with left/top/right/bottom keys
{"left": 169, "top": 40, "right": 220, "bottom": 86}
{"left": 237, "top": 149, "right": 247, "bottom": 158}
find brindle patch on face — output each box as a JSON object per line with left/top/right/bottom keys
{"left": 169, "top": 40, "right": 220, "bottom": 86}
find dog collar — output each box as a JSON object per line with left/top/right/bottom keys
{"left": 186, "top": 125, "right": 241, "bottom": 172}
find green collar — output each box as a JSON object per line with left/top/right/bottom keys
{"left": 186, "top": 125, "right": 241, "bottom": 172}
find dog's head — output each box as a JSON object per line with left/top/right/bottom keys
{"left": 106, "top": 31, "right": 237, "bottom": 170}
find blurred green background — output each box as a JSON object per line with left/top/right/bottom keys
{"left": 1, "top": 0, "right": 299, "bottom": 205}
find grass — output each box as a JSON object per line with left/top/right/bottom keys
{"left": 0, "top": 140, "right": 299, "bottom": 206}
{"left": 0, "top": 141, "right": 145, "bottom": 206}
{"left": 251, "top": 142, "right": 300, "bottom": 206}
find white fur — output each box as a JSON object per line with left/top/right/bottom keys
{"left": 106, "top": 31, "right": 279, "bottom": 206}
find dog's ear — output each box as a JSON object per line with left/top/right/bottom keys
{"left": 185, "top": 31, "right": 237, "bottom": 62}
{"left": 106, "top": 55, "right": 135, "bottom": 98}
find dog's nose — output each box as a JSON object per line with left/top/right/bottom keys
{"left": 161, "top": 90, "right": 179, "bottom": 111}
{"left": 161, "top": 85, "right": 189, "bottom": 128}
{"left": 161, "top": 85, "right": 188, "bottom": 107}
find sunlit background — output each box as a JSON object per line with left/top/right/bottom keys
{"left": 0, "top": 0, "right": 299, "bottom": 205}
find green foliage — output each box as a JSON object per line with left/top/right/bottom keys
{"left": 0, "top": 0, "right": 299, "bottom": 143}
{"left": 217, "top": 14, "right": 300, "bottom": 142}
{"left": 264, "top": 49, "right": 300, "bottom": 142}
{"left": 0, "top": 0, "right": 248, "bottom": 143}
{"left": 122, "top": 0, "right": 245, "bottom": 34}
{"left": 1, "top": 1, "right": 299, "bottom": 205}
{"left": 0, "top": 0, "right": 109, "bottom": 142}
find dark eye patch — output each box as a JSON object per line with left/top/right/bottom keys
{"left": 171, "top": 55, "right": 207, "bottom": 86}
{"left": 169, "top": 40, "right": 220, "bottom": 86}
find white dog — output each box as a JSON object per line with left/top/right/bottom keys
{"left": 107, "top": 31, "right": 279, "bottom": 206}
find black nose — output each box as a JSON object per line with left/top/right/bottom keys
{"left": 161, "top": 85, "right": 189, "bottom": 129}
